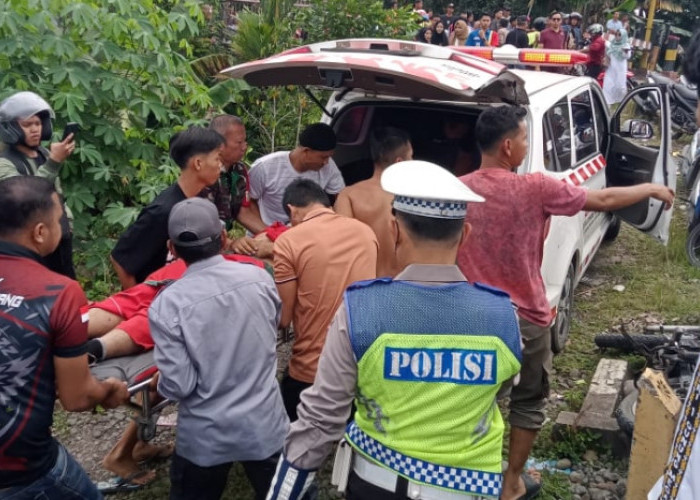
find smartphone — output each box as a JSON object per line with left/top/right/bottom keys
{"left": 62, "top": 122, "right": 79, "bottom": 141}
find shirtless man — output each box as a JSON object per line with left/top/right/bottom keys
{"left": 334, "top": 127, "right": 412, "bottom": 277}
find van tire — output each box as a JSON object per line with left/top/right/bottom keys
{"left": 551, "top": 263, "right": 574, "bottom": 354}
{"left": 687, "top": 223, "right": 700, "bottom": 268}
{"left": 604, "top": 215, "right": 621, "bottom": 242}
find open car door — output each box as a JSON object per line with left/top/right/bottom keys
{"left": 222, "top": 39, "right": 528, "bottom": 106}
{"left": 607, "top": 85, "right": 675, "bottom": 244}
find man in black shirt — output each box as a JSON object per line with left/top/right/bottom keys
{"left": 110, "top": 127, "right": 225, "bottom": 289}
{"left": 103, "top": 127, "right": 226, "bottom": 488}
{"left": 506, "top": 15, "right": 530, "bottom": 48}
{"left": 441, "top": 2, "right": 456, "bottom": 31}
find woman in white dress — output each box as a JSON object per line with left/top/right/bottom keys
{"left": 603, "top": 29, "right": 631, "bottom": 105}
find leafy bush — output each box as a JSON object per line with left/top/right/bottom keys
{"left": 0, "top": 0, "right": 218, "bottom": 288}
{"left": 296, "top": 0, "right": 417, "bottom": 43}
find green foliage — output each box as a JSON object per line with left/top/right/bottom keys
{"left": 225, "top": 0, "right": 320, "bottom": 157}
{"left": 0, "top": 0, "right": 218, "bottom": 287}
{"left": 535, "top": 424, "right": 610, "bottom": 463}
{"left": 230, "top": 86, "right": 321, "bottom": 159}
{"left": 296, "top": 0, "right": 417, "bottom": 43}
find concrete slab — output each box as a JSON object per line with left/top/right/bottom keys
{"left": 554, "top": 358, "right": 630, "bottom": 456}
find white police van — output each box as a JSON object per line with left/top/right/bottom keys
{"left": 224, "top": 39, "right": 674, "bottom": 353}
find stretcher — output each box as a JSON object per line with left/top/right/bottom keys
{"left": 90, "top": 351, "right": 173, "bottom": 442}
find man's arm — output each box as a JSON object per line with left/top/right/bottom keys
{"left": 583, "top": 183, "right": 675, "bottom": 212}
{"left": 110, "top": 254, "right": 137, "bottom": 290}
{"left": 55, "top": 356, "right": 129, "bottom": 411}
{"left": 276, "top": 280, "right": 297, "bottom": 329}
{"left": 237, "top": 199, "right": 267, "bottom": 234}
{"left": 0, "top": 158, "right": 19, "bottom": 180}
{"left": 273, "top": 237, "right": 297, "bottom": 329}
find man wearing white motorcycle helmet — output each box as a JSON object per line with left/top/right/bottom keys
{"left": 646, "top": 29, "right": 700, "bottom": 500}
{"left": 0, "top": 91, "right": 76, "bottom": 278}
{"left": 581, "top": 23, "right": 605, "bottom": 79}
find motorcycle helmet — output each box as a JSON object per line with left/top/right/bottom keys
{"left": 0, "top": 91, "right": 55, "bottom": 145}
{"left": 586, "top": 23, "right": 604, "bottom": 36}
{"left": 533, "top": 17, "right": 547, "bottom": 32}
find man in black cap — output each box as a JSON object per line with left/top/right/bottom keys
{"left": 240, "top": 123, "right": 345, "bottom": 233}
{"left": 441, "top": 3, "right": 456, "bottom": 31}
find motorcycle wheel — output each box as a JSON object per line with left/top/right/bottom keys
{"left": 686, "top": 223, "right": 700, "bottom": 268}
{"left": 594, "top": 333, "right": 667, "bottom": 351}
{"left": 615, "top": 389, "right": 637, "bottom": 436}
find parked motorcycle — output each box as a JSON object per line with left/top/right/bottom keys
{"left": 680, "top": 130, "right": 700, "bottom": 267}
{"left": 646, "top": 71, "right": 698, "bottom": 136}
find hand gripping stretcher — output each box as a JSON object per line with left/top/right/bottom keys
{"left": 90, "top": 351, "right": 173, "bottom": 441}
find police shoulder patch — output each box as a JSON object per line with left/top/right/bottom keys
{"left": 346, "top": 277, "right": 393, "bottom": 292}
{"left": 473, "top": 281, "right": 511, "bottom": 298}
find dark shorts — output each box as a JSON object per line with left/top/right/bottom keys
{"left": 508, "top": 318, "right": 552, "bottom": 430}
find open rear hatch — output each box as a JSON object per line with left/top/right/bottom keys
{"left": 222, "top": 38, "right": 529, "bottom": 105}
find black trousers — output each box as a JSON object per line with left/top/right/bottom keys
{"left": 346, "top": 470, "right": 411, "bottom": 500}
{"left": 169, "top": 452, "right": 279, "bottom": 500}
{"left": 280, "top": 372, "right": 312, "bottom": 422}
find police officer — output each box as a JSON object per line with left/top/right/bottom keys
{"left": 0, "top": 91, "right": 76, "bottom": 277}
{"left": 266, "top": 161, "right": 522, "bottom": 500}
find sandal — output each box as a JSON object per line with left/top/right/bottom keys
{"left": 95, "top": 470, "right": 153, "bottom": 494}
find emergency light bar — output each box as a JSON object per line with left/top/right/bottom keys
{"left": 453, "top": 45, "right": 590, "bottom": 67}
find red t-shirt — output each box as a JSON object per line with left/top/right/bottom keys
{"left": 539, "top": 28, "right": 565, "bottom": 49}
{"left": 588, "top": 36, "right": 606, "bottom": 65}
{"left": 0, "top": 244, "right": 88, "bottom": 487}
{"left": 457, "top": 169, "right": 587, "bottom": 326}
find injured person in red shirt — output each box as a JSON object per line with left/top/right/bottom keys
{"left": 85, "top": 253, "right": 270, "bottom": 362}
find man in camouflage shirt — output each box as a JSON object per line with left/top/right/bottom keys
{"left": 203, "top": 115, "right": 275, "bottom": 258}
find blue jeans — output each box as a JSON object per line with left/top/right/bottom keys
{"left": 0, "top": 444, "right": 102, "bottom": 499}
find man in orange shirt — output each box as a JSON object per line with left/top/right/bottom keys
{"left": 274, "top": 179, "right": 378, "bottom": 421}
{"left": 334, "top": 127, "right": 412, "bottom": 277}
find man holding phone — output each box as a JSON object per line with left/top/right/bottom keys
{"left": 0, "top": 91, "right": 77, "bottom": 278}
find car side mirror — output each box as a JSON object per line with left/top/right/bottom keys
{"left": 620, "top": 120, "right": 654, "bottom": 140}
{"left": 621, "top": 119, "right": 653, "bottom": 139}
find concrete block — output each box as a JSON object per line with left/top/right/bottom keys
{"left": 554, "top": 358, "right": 630, "bottom": 457}
{"left": 578, "top": 358, "right": 629, "bottom": 419}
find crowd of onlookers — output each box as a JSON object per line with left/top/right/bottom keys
{"left": 410, "top": 1, "right": 632, "bottom": 51}
{"left": 410, "top": 2, "right": 635, "bottom": 105}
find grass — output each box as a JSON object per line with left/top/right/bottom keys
{"left": 524, "top": 179, "right": 700, "bottom": 498}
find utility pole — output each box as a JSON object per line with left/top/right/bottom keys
{"left": 640, "top": 0, "right": 657, "bottom": 70}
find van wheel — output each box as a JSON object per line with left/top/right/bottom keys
{"left": 604, "top": 215, "right": 621, "bottom": 242}
{"left": 687, "top": 224, "right": 700, "bottom": 268}
{"left": 551, "top": 263, "right": 575, "bottom": 354}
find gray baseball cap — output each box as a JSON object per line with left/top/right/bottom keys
{"left": 168, "top": 198, "right": 222, "bottom": 247}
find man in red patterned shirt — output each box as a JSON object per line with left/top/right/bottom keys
{"left": 458, "top": 105, "right": 674, "bottom": 500}
{"left": 0, "top": 176, "right": 128, "bottom": 499}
